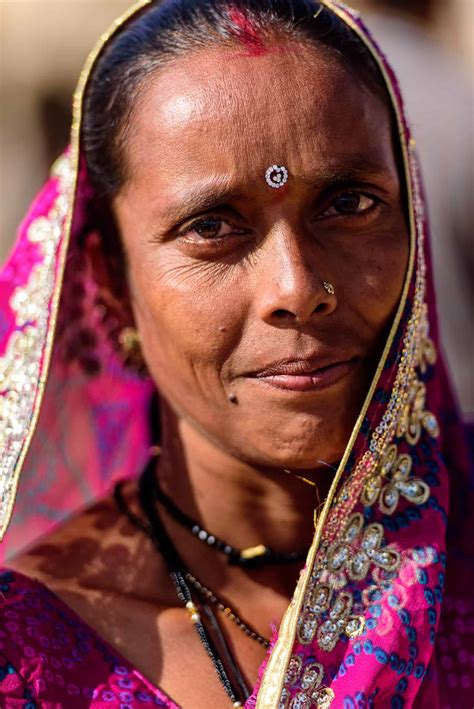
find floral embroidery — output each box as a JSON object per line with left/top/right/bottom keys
{"left": 298, "top": 513, "right": 398, "bottom": 648}
{"left": 326, "top": 513, "right": 400, "bottom": 583}
{"left": 361, "top": 443, "right": 430, "bottom": 514}
{"left": 316, "top": 591, "right": 365, "bottom": 652}
{"left": 279, "top": 657, "right": 334, "bottom": 708}
{"left": 397, "top": 379, "right": 439, "bottom": 445}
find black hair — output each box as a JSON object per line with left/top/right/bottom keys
{"left": 82, "top": 0, "right": 394, "bottom": 199}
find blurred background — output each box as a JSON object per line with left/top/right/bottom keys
{"left": 0, "top": 0, "right": 473, "bottom": 415}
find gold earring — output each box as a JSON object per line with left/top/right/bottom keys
{"left": 323, "top": 281, "right": 335, "bottom": 295}
{"left": 118, "top": 326, "right": 147, "bottom": 374}
{"left": 119, "top": 326, "right": 141, "bottom": 356}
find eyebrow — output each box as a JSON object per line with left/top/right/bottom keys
{"left": 159, "top": 184, "right": 253, "bottom": 225}
{"left": 301, "top": 154, "right": 398, "bottom": 188}
{"left": 158, "top": 156, "right": 397, "bottom": 225}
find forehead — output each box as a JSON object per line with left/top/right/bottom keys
{"left": 122, "top": 42, "right": 395, "bottom": 195}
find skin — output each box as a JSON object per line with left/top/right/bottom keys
{"left": 11, "top": 40, "right": 409, "bottom": 708}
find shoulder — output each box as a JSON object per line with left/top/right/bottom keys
{"left": 6, "top": 481, "right": 141, "bottom": 591}
{"left": 7, "top": 481, "right": 165, "bottom": 607}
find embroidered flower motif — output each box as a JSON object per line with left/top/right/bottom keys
{"left": 280, "top": 656, "right": 334, "bottom": 708}
{"left": 297, "top": 584, "right": 332, "bottom": 644}
{"left": 316, "top": 592, "right": 366, "bottom": 652}
{"left": 397, "top": 379, "right": 439, "bottom": 445}
{"left": 362, "top": 574, "right": 394, "bottom": 608}
{"left": 297, "top": 514, "right": 398, "bottom": 649}
{"left": 361, "top": 443, "right": 430, "bottom": 514}
{"left": 326, "top": 513, "right": 400, "bottom": 583}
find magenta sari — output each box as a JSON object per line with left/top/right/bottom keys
{"left": 0, "top": 1, "right": 472, "bottom": 707}
{"left": 0, "top": 570, "right": 178, "bottom": 708}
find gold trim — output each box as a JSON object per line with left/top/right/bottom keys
{"left": 0, "top": 0, "right": 153, "bottom": 541}
{"left": 255, "top": 0, "right": 418, "bottom": 703}
{"left": 0, "top": 158, "right": 73, "bottom": 540}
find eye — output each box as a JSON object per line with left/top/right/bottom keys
{"left": 177, "top": 216, "right": 249, "bottom": 241}
{"left": 320, "top": 192, "right": 377, "bottom": 218}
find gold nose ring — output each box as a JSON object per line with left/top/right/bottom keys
{"left": 323, "top": 281, "right": 335, "bottom": 295}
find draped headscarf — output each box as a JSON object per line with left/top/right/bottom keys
{"left": 0, "top": 1, "right": 471, "bottom": 706}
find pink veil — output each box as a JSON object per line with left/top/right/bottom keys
{"left": 0, "top": 1, "right": 471, "bottom": 706}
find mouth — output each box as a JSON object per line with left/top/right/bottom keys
{"left": 247, "top": 355, "right": 361, "bottom": 392}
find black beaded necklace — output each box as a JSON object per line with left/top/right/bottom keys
{"left": 153, "top": 475, "right": 309, "bottom": 569}
{"left": 114, "top": 457, "right": 255, "bottom": 707}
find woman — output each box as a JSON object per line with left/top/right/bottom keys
{"left": 0, "top": 0, "right": 471, "bottom": 706}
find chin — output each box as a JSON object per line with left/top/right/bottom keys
{"left": 237, "top": 421, "right": 351, "bottom": 471}
{"left": 241, "top": 404, "right": 357, "bottom": 470}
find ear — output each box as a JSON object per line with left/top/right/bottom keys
{"left": 84, "top": 230, "right": 135, "bottom": 332}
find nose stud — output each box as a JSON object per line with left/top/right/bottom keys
{"left": 265, "top": 164, "right": 289, "bottom": 189}
{"left": 323, "top": 281, "right": 335, "bottom": 295}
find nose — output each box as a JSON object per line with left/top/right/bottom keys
{"left": 254, "top": 229, "right": 336, "bottom": 326}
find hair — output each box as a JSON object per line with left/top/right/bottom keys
{"left": 82, "top": 0, "right": 394, "bottom": 199}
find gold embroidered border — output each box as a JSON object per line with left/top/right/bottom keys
{"left": 0, "top": 157, "right": 73, "bottom": 537}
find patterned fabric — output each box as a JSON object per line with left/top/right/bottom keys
{"left": 0, "top": 570, "right": 177, "bottom": 708}
{"left": 0, "top": 155, "right": 153, "bottom": 559}
{"left": 0, "top": 1, "right": 472, "bottom": 707}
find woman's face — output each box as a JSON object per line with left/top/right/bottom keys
{"left": 113, "top": 41, "right": 409, "bottom": 469}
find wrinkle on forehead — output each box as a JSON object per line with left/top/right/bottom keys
{"left": 123, "top": 43, "right": 394, "bottom": 194}
{"left": 133, "top": 44, "right": 363, "bottom": 137}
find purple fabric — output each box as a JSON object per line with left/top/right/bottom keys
{"left": 0, "top": 570, "right": 178, "bottom": 708}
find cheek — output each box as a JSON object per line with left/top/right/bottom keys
{"left": 127, "top": 253, "right": 248, "bottom": 393}
{"left": 339, "top": 226, "right": 409, "bottom": 330}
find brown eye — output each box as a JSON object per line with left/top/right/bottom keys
{"left": 321, "top": 192, "right": 376, "bottom": 218}
{"left": 193, "top": 218, "right": 224, "bottom": 239}
{"left": 178, "top": 216, "right": 247, "bottom": 242}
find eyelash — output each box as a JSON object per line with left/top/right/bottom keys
{"left": 320, "top": 191, "right": 379, "bottom": 219}
{"left": 176, "top": 217, "right": 248, "bottom": 243}
{"left": 176, "top": 190, "right": 381, "bottom": 242}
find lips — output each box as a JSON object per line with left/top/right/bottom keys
{"left": 247, "top": 354, "right": 361, "bottom": 392}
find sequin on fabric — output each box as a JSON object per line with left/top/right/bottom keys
{"left": 278, "top": 657, "right": 334, "bottom": 708}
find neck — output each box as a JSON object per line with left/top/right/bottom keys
{"left": 155, "top": 402, "right": 336, "bottom": 597}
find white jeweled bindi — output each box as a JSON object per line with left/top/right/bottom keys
{"left": 265, "top": 164, "right": 289, "bottom": 189}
